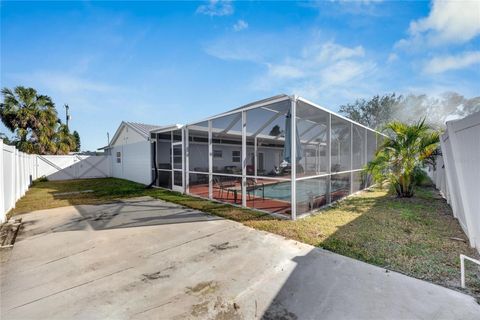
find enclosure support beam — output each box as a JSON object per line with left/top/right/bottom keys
{"left": 219, "top": 113, "right": 242, "bottom": 136}
{"left": 300, "top": 122, "right": 319, "bottom": 137}
{"left": 254, "top": 137, "right": 258, "bottom": 177}
{"left": 242, "top": 111, "right": 247, "bottom": 208}
{"left": 326, "top": 114, "right": 332, "bottom": 204}
{"left": 291, "top": 95, "right": 297, "bottom": 220}
{"left": 253, "top": 112, "right": 282, "bottom": 137}
{"left": 350, "top": 123, "right": 354, "bottom": 194}
{"left": 208, "top": 120, "right": 213, "bottom": 200}
{"left": 170, "top": 132, "right": 174, "bottom": 192}
{"left": 183, "top": 128, "right": 187, "bottom": 194}
{"left": 365, "top": 128, "right": 368, "bottom": 186}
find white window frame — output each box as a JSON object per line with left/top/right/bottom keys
{"left": 232, "top": 150, "right": 241, "bottom": 163}
{"left": 116, "top": 151, "right": 121, "bottom": 164}
{"left": 213, "top": 149, "right": 223, "bottom": 159}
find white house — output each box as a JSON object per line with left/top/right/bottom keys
{"left": 101, "top": 122, "right": 163, "bottom": 185}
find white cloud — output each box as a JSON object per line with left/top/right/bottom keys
{"left": 196, "top": 0, "right": 233, "bottom": 17}
{"left": 204, "top": 32, "right": 378, "bottom": 104}
{"left": 267, "top": 64, "right": 304, "bottom": 79}
{"left": 39, "top": 73, "right": 115, "bottom": 94}
{"left": 397, "top": 0, "right": 480, "bottom": 48}
{"left": 387, "top": 53, "right": 398, "bottom": 63}
{"left": 204, "top": 33, "right": 283, "bottom": 62}
{"left": 302, "top": 42, "right": 364, "bottom": 63}
{"left": 255, "top": 41, "right": 376, "bottom": 101}
{"left": 233, "top": 19, "right": 248, "bottom": 32}
{"left": 423, "top": 51, "right": 480, "bottom": 74}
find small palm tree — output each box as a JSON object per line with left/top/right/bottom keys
{"left": 366, "top": 119, "right": 440, "bottom": 197}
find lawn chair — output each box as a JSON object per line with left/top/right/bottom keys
{"left": 213, "top": 176, "right": 236, "bottom": 200}
{"left": 246, "top": 179, "right": 265, "bottom": 205}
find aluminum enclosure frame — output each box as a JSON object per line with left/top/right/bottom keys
{"left": 150, "top": 94, "right": 385, "bottom": 220}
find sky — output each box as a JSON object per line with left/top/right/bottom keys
{"left": 1, "top": 0, "right": 479, "bottom": 151}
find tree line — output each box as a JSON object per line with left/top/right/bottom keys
{"left": 0, "top": 86, "right": 81, "bottom": 155}
{"left": 339, "top": 92, "right": 480, "bottom": 130}
{"left": 340, "top": 91, "right": 479, "bottom": 198}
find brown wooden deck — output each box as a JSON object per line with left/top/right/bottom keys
{"left": 188, "top": 183, "right": 291, "bottom": 215}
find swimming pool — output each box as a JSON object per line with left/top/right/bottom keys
{"left": 253, "top": 178, "right": 339, "bottom": 203}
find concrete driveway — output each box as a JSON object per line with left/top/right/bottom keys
{"left": 1, "top": 197, "right": 479, "bottom": 319}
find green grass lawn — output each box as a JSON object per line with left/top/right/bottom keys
{"left": 9, "top": 177, "right": 480, "bottom": 300}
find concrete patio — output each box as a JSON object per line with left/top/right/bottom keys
{"left": 1, "top": 197, "right": 479, "bottom": 319}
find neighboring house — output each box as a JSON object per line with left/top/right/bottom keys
{"left": 100, "top": 122, "right": 165, "bottom": 185}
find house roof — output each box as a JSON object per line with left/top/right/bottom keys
{"left": 124, "top": 122, "right": 164, "bottom": 139}
{"left": 101, "top": 121, "right": 164, "bottom": 149}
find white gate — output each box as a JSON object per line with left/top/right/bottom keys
{"left": 37, "top": 155, "right": 110, "bottom": 181}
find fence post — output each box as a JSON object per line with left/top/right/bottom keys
{"left": 0, "top": 139, "right": 5, "bottom": 223}
{"left": 10, "top": 146, "right": 15, "bottom": 211}
{"left": 15, "top": 149, "right": 19, "bottom": 202}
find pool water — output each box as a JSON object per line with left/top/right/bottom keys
{"left": 253, "top": 179, "right": 332, "bottom": 203}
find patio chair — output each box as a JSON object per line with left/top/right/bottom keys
{"left": 246, "top": 179, "right": 265, "bottom": 205}
{"left": 213, "top": 176, "right": 236, "bottom": 200}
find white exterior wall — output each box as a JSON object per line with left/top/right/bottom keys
{"left": 110, "top": 125, "right": 152, "bottom": 185}
{"left": 188, "top": 142, "right": 283, "bottom": 174}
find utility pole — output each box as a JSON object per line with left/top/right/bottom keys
{"left": 64, "top": 104, "right": 71, "bottom": 129}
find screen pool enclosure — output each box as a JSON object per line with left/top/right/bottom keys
{"left": 150, "top": 94, "right": 384, "bottom": 220}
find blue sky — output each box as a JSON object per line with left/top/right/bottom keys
{"left": 1, "top": 0, "right": 479, "bottom": 151}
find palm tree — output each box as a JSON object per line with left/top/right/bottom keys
{"left": 366, "top": 119, "right": 440, "bottom": 197}
{"left": 54, "top": 123, "right": 77, "bottom": 155}
{"left": 72, "top": 130, "right": 81, "bottom": 152}
{"left": 0, "top": 86, "right": 58, "bottom": 154}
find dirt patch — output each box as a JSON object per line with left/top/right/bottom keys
{"left": 0, "top": 218, "right": 22, "bottom": 248}
{"left": 190, "top": 296, "right": 243, "bottom": 320}
{"left": 53, "top": 190, "right": 94, "bottom": 196}
{"left": 210, "top": 242, "right": 239, "bottom": 252}
{"left": 142, "top": 266, "right": 175, "bottom": 281}
{"left": 186, "top": 280, "right": 219, "bottom": 296}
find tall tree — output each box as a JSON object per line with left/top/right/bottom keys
{"left": 339, "top": 93, "right": 402, "bottom": 130}
{"left": 54, "top": 123, "right": 76, "bottom": 155}
{"left": 366, "top": 119, "right": 440, "bottom": 197}
{"left": 1, "top": 86, "right": 78, "bottom": 154}
{"left": 0, "top": 132, "right": 13, "bottom": 145}
{"left": 1, "top": 86, "right": 59, "bottom": 153}
{"left": 72, "top": 130, "right": 81, "bottom": 152}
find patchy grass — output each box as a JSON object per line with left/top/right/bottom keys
{"left": 8, "top": 178, "right": 149, "bottom": 216}
{"left": 9, "top": 178, "right": 480, "bottom": 299}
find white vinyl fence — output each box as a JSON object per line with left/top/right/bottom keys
{"left": 37, "top": 155, "right": 110, "bottom": 181}
{"left": 1, "top": 139, "right": 111, "bottom": 223}
{"left": 428, "top": 111, "right": 480, "bottom": 253}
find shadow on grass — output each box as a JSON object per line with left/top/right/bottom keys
{"left": 317, "top": 186, "right": 480, "bottom": 300}
{"left": 14, "top": 178, "right": 274, "bottom": 233}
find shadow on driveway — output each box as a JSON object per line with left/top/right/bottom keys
{"left": 50, "top": 196, "right": 221, "bottom": 232}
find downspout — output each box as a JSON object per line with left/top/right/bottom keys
{"left": 146, "top": 140, "right": 157, "bottom": 189}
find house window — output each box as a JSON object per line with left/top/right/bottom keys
{"left": 213, "top": 150, "right": 223, "bottom": 159}
{"left": 232, "top": 151, "right": 240, "bottom": 163}
{"left": 116, "top": 151, "right": 121, "bottom": 163}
